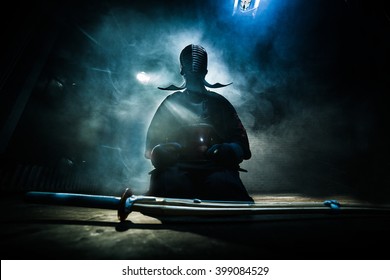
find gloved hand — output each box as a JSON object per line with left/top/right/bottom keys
{"left": 206, "top": 143, "right": 244, "bottom": 166}
{"left": 150, "top": 142, "right": 182, "bottom": 169}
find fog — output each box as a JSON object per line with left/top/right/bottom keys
{"left": 9, "top": 0, "right": 389, "bottom": 201}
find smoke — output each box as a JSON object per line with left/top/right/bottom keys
{"left": 15, "top": 0, "right": 388, "bottom": 201}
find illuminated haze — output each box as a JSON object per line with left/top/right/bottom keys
{"left": 18, "top": 0, "right": 389, "bottom": 202}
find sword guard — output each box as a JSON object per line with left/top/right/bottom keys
{"left": 118, "top": 188, "right": 133, "bottom": 221}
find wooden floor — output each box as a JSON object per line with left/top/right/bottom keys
{"left": 1, "top": 192, "right": 390, "bottom": 260}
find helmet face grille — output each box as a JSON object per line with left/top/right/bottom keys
{"left": 180, "top": 44, "right": 208, "bottom": 74}
{"left": 159, "top": 44, "right": 231, "bottom": 90}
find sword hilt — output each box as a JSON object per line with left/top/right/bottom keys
{"left": 117, "top": 188, "right": 157, "bottom": 221}
{"left": 118, "top": 188, "right": 133, "bottom": 222}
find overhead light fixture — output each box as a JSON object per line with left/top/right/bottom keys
{"left": 233, "top": 0, "right": 261, "bottom": 18}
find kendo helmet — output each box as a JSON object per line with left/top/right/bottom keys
{"left": 179, "top": 44, "right": 208, "bottom": 76}
{"left": 158, "top": 44, "right": 232, "bottom": 91}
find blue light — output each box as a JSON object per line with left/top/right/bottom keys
{"left": 233, "top": 0, "right": 261, "bottom": 17}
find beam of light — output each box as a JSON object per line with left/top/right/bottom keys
{"left": 100, "top": 145, "right": 131, "bottom": 172}
{"left": 89, "top": 67, "right": 113, "bottom": 73}
{"left": 89, "top": 67, "right": 122, "bottom": 101}
{"left": 233, "top": 0, "right": 239, "bottom": 15}
{"left": 136, "top": 72, "right": 151, "bottom": 84}
{"left": 254, "top": 0, "right": 261, "bottom": 11}
{"left": 165, "top": 101, "right": 199, "bottom": 124}
{"left": 77, "top": 25, "right": 103, "bottom": 48}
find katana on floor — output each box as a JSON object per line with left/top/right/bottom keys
{"left": 24, "top": 188, "right": 390, "bottom": 222}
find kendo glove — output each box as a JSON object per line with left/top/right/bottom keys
{"left": 150, "top": 142, "right": 182, "bottom": 169}
{"left": 206, "top": 143, "right": 244, "bottom": 166}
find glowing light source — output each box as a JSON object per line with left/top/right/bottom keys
{"left": 233, "top": 0, "right": 261, "bottom": 17}
{"left": 136, "top": 72, "right": 150, "bottom": 84}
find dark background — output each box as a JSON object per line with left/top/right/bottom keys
{"left": 1, "top": 0, "right": 389, "bottom": 202}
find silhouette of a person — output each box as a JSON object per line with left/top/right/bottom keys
{"left": 144, "top": 44, "right": 253, "bottom": 202}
